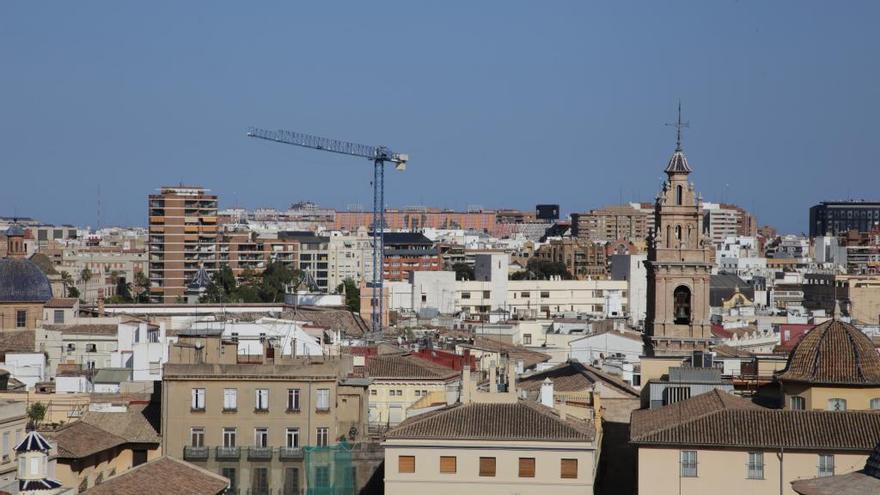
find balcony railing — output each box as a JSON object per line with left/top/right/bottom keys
{"left": 215, "top": 446, "right": 241, "bottom": 460}
{"left": 183, "top": 446, "right": 209, "bottom": 461}
{"left": 278, "top": 447, "right": 304, "bottom": 460}
{"left": 247, "top": 447, "right": 273, "bottom": 461}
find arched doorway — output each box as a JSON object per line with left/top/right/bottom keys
{"left": 673, "top": 285, "right": 691, "bottom": 324}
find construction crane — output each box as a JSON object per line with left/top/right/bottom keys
{"left": 246, "top": 127, "right": 409, "bottom": 338}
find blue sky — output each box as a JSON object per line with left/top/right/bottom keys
{"left": 1, "top": 1, "right": 878, "bottom": 233}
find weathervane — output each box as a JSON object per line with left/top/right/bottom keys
{"left": 665, "top": 101, "right": 689, "bottom": 151}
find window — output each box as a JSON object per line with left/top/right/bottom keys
{"left": 676, "top": 184, "right": 683, "bottom": 205}
{"left": 221, "top": 468, "right": 237, "bottom": 492}
{"left": 871, "top": 398, "right": 880, "bottom": 410}
{"left": 316, "top": 389, "right": 330, "bottom": 411}
{"left": 747, "top": 452, "right": 764, "bottom": 479}
{"left": 479, "top": 457, "right": 496, "bottom": 477}
{"left": 439, "top": 456, "right": 456, "bottom": 474}
{"left": 283, "top": 467, "right": 300, "bottom": 495}
{"left": 399, "top": 455, "right": 415, "bottom": 473}
{"left": 252, "top": 467, "right": 269, "bottom": 495}
{"left": 370, "top": 389, "right": 377, "bottom": 396}
{"left": 315, "top": 466, "right": 330, "bottom": 487}
{"left": 520, "top": 292, "right": 529, "bottom": 298}
{"left": 818, "top": 454, "right": 834, "bottom": 477}
{"left": 190, "top": 427, "right": 204, "bottom": 447}
{"left": 255, "top": 389, "right": 269, "bottom": 411}
{"left": 316, "top": 427, "right": 328, "bottom": 447}
{"left": 286, "top": 428, "right": 300, "bottom": 448}
{"left": 191, "top": 388, "right": 205, "bottom": 411}
{"left": 680, "top": 451, "right": 697, "bottom": 477}
{"left": 53, "top": 310, "right": 64, "bottom": 324}
{"left": 15, "top": 310, "right": 26, "bottom": 328}
{"left": 288, "top": 388, "right": 301, "bottom": 411}
{"left": 223, "top": 388, "right": 237, "bottom": 411}
{"left": 790, "top": 396, "right": 806, "bottom": 410}
{"left": 461, "top": 292, "right": 471, "bottom": 299}
{"left": 827, "top": 398, "right": 847, "bottom": 411}
{"left": 673, "top": 285, "right": 691, "bottom": 325}
{"left": 482, "top": 290, "right": 490, "bottom": 299}
{"left": 665, "top": 386, "right": 691, "bottom": 405}
{"left": 523, "top": 334, "right": 532, "bottom": 345}
{"left": 223, "top": 427, "right": 236, "bottom": 448}
{"left": 252, "top": 427, "right": 269, "bottom": 448}
{"left": 540, "top": 291, "right": 550, "bottom": 298}
{"left": 519, "top": 457, "right": 535, "bottom": 478}
{"left": 86, "top": 343, "right": 97, "bottom": 353}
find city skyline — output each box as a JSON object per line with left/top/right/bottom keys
{"left": 2, "top": 1, "right": 879, "bottom": 232}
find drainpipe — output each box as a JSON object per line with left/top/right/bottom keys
{"left": 777, "top": 447, "right": 784, "bottom": 495}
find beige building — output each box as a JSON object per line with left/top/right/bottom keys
{"left": 776, "top": 318, "right": 880, "bottom": 411}
{"left": 631, "top": 389, "right": 880, "bottom": 495}
{"left": 0, "top": 400, "right": 27, "bottom": 493}
{"left": 571, "top": 203, "right": 654, "bottom": 243}
{"left": 364, "top": 353, "right": 459, "bottom": 427}
{"left": 162, "top": 334, "right": 373, "bottom": 494}
{"left": 534, "top": 238, "right": 608, "bottom": 279}
{"left": 384, "top": 367, "right": 600, "bottom": 495}
{"left": 1, "top": 228, "right": 55, "bottom": 331}
{"left": 457, "top": 279, "right": 628, "bottom": 318}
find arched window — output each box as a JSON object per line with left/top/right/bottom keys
{"left": 676, "top": 185, "right": 683, "bottom": 205}
{"left": 666, "top": 225, "right": 671, "bottom": 248}
{"left": 675, "top": 225, "right": 682, "bottom": 241}
{"left": 673, "top": 285, "right": 691, "bottom": 325}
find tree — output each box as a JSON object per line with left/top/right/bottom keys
{"left": 79, "top": 267, "right": 93, "bottom": 302}
{"left": 452, "top": 262, "right": 474, "bottom": 281}
{"left": 60, "top": 271, "right": 74, "bottom": 297}
{"left": 335, "top": 278, "right": 361, "bottom": 312}
{"left": 259, "top": 261, "right": 297, "bottom": 303}
{"left": 133, "top": 271, "right": 151, "bottom": 303}
{"left": 511, "top": 259, "right": 573, "bottom": 281}
{"left": 27, "top": 402, "right": 47, "bottom": 427}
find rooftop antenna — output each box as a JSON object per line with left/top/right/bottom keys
{"left": 97, "top": 184, "right": 102, "bottom": 230}
{"left": 665, "top": 100, "right": 689, "bottom": 151}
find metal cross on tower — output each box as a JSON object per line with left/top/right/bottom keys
{"left": 246, "top": 127, "right": 409, "bottom": 338}
{"left": 666, "top": 101, "right": 689, "bottom": 151}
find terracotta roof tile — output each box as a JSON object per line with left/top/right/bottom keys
{"left": 386, "top": 400, "right": 595, "bottom": 442}
{"left": 518, "top": 361, "right": 639, "bottom": 397}
{"left": 367, "top": 354, "right": 459, "bottom": 380}
{"left": 45, "top": 298, "right": 77, "bottom": 308}
{"left": 82, "top": 457, "right": 228, "bottom": 495}
{"left": 468, "top": 337, "right": 551, "bottom": 369}
{"left": 80, "top": 404, "right": 160, "bottom": 444}
{"left": 44, "top": 323, "right": 118, "bottom": 336}
{"left": 777, "top": 319, "right": 880, "bottom": 386}
{"left": 44, "top": 421, "right": 127, "bottom": 459}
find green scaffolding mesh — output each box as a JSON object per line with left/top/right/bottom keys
{"left": 304, "top": 441, "right": 355, "bottom": 495}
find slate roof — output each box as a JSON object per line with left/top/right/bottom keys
{"left": 665, "top": 149, "right": 692, "bottom": 173}
{"left": 44, "top": 421, "right": 127, "bottom": 458}
{"left": 776, "top": 319, "right": 880, "bottom": 386}
{"left": 0, "top": 258, "right": 53, "bottom": 302}
{"left": 382, "top": 232, "right": 433, "bottom": 246}
{"left": 518, "top": 360, "right": 639, "bottom": 397}
{"left": 15, "top": 430, "right": 52, "bottom": 452}
{"left": 631, "top": 390, "right": 880, "bottom": 451}
{"left": 367, "top": 354, "right": 459, "bottom": 381}
{"left": 81, "top": 457, "right": 229, "bottom": 495}
{"left": 386, "top": 400, "right": 595, "bottom": 442}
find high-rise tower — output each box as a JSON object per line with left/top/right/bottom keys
{"left": 644, "top": 106, "right": 713, "bottom": 355}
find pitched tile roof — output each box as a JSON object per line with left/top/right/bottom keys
{"left": 468, "top": 337, "right": 551, "bottom": 369}
{"left": 367, "top": 354, "right": 459, "bottom": 380}
{"left": 386, "top": 400, "right": 595, "bottom": 442}
{"left": 44, "top": 323, "right": 118, "bottom": 336}
{"left": 281, "top": 306, "right": 370, "bottom": 336}
{"left": 518, "top": 360, "right": 639, "bottom": 398}
{"left": 80, "top": 404, "right": 160, "bottom": 444}
{"left": 631, "top": 390, "right": 880, "bottom": 451}
{"left": 0, "top": 330, "right": 35, "bottom": 355}
{"left": 44, "top": 421, "right": 127, "bottom": 459}
{"left": 82, "top": 457, "right": 229, "bottom": 495}
{"left": 776, "top": 319, "right": 880, "bottom": 386}
{"left": 45, "top": 298, "right": 77, "bottom": 308}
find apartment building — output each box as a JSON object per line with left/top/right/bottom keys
{"left": 809, "top": 201, "right": 880, "bottom": 237}
{"left": 148, "top": 186, "right": 219, "bottom": 303}
{"left": 457, "top": 279, "right": 627, "bottom": 318}
{"left": 383, "top": 233, "right": 442, "bottom": 282}
{"left": 162, "top": 334, "right": 371, "bottom": 495}
{"left": 364, "top": 354, "right": 459, "bottom": 427}
{"left": 0, "top": 400, "right": 26, "bottom": 493}
{"left": 571, "top": 203, "right": 653, "bottom": 243}
{"left": 534, "top": 238, "right": 608, "bottom": 279}
{"left": 327, "top": 229, "right": 374, "bottom": 288}
{"left": 58, "top": 246, "right": 147, "bottom": 303}
{"left": 335, "top": 208, "right": 499, "bottom": 233}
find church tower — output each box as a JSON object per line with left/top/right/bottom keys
{"left": 644, "top": 105, "right": 713, "bottom": 355}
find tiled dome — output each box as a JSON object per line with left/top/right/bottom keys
{"left": 0, "top": 259, "right": 53, "bottom": 302}
{"left": 777, "top": 319, "right": 880, "bottom": 386}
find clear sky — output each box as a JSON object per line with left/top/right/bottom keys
{"left": 1, "top": 1, "right": 878, "bottom": 233}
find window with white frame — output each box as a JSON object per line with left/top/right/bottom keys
{"left": 746, "top": 452, "right": 764, "bottom": 479}
{"left": 254, "top": 427, "right": 268, "bottom": 448}
{"left": 316, "top": 389, "right": 330, "bottom": 411}
{"left": 827, "top": 398, "right": 847, "bottom": 411}
{"left": 818, "top": 454, "right": 834, "bottom": 477}
{"left": 287, "top": 389, "right": 300, "bottom": 411}
{"left": 286, "top": 428, "right": 300, "bottom": 448}
{"left": 680, "top": 451, "right": 697, "bottom": 477}
{"left": 223, "top": 427, "right": 237, "bottom": 448}
{"left": 316, "top": 427, "right": 328, "bottom": 447}
{"left": 871, "top": 398, "right": 880, "bottom": 410}
{"left": 190, "top": 427, "right": 205, "bottom": 447}
{"left": 191, "top": 388, "right": 205, "bottom": 410}
{"left": 790, "top": 396, "right": 806, "bottom": 410}
{"left": 255, "top": 389, "right": 269, "bottom": 411}
{"left": 223, "top": 389, "right": 237, "bottom": 410}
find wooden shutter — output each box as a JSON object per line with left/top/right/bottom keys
{"left": 519, "top": 458, "right": 535, "bottom": 478}
{"left": 398, "top": 456, "right": 415, "bottom": 473}
{"left": 440, "top": 456, "right": 457, "bottom": 474}
{"left": 479, "top": 457, "right": 496, "bottom": 477}
{"left": 561, "top": 458, "right": 578, "bottom": 479}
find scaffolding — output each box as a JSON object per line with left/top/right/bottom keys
{"left": 304, "top": 442, "right": 355, "bottom": 495}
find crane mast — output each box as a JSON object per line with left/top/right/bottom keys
{"left": 247, "top": 127, "right": 408, "bottom": 338}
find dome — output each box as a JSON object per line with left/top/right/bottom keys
{"left": 0, "top": 259, "right": 53, "bottom": 303}
{"left": 665, "top": 149, "right": 692, "bottom": 174}
{"left": 777, "top": 319, "right": 880, "bottom": 386}
{"left": 3, "top": 225, "right": 24, "bottom": 237}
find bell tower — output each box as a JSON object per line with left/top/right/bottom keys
{"left": 644, "top": 104, "right": 713, "bottom": 355}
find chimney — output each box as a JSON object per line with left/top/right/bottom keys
{"left": 540, "top": 378, "right": 554, "bottom": 408}
{"left": 461, "top": 366, "right": 472, "bottom": 404}
{"left": 559, "top": 397, "right": 567, "bottom": 421}
{"left": 97, "top": 291, "right": 105, "bottom": 315}
{"left": 507, "top": 363, "right": 517, "bottom": 398}
{"left": 489, "top": 366, "right": 497, "bottom": 393}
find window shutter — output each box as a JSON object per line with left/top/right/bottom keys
{"left": 398, "top": 456, "right": 415, "bottom": 473}
{"left": 519, "top": 458, "right": 535, "bottom": 478}
{"left": 439, "top": 456, "right": 456, "bottom": 474}
{"left": 479, "top": 457, "right": 496, "bottom": 477}
{"left": 561, "top": 458, "right": 578, "bottom": 479}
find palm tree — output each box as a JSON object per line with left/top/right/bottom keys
{"left": 79, "top": 267, "right": 93, "bottom": 303}
{"left": 133, "top": 271, "right": 150, "bottom": 303}
{"left": 60, "top": 271, "right": 74, "bottom": 297}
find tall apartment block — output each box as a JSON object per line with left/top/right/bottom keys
{"left": 809, "top": 201, "right": 880, "bottom": 237}
{"left": 148, "top": 186, "right": 219, "bottom": 302}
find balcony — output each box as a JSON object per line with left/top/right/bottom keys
{"left": 215, "top": 446, "right": 240, "bottom": 460}
{"left": 183, "top": 446, "right": 209, "bottom": 461}
{"left": 247, "top": 447, "right": 273, "bottom": 461}
{"left": 278, "top": 447, "right": 304, "bottom": 460}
